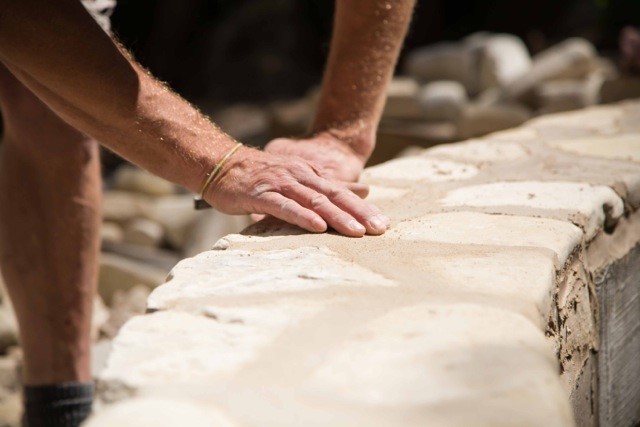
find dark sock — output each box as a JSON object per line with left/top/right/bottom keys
{"left": 22, "top": 382, "right": 94, "bottom": 427}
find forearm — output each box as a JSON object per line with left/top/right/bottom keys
{"left": 312, "top": 0, "right": 416, "bottom": 160}
{"left": 0, "top": 0, "right": 234, "bottom": 192}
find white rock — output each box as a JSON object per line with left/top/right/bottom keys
{"left": 423, "top": 139, "right": 529, "bottom": 163}
{"left": 417, "top": 81, "right": 468, "bottom": 121}
{"left": 102, "top": 191, "right": 152, "bottom": 224}
{"left": 123, "top": 218, "right": 164, "bottom": 248}
{"left": 100, "top": 285, "right": 151, "bottom": 339}
{"left": 112, "top": 166, "right": 177, "bottom": 197}
{"left": 143, "top": 195, "right": 201, "bottom": 250}
{"left": 362, "top": 157, "right": 478, "bottom": 183}
{"left": 417, "top": 250, "right": 556, "bottom": 322}
{"left": 101, "top": 222, "right": 124, "bottom": 244}
{"left": 536, "top": 75, "right": 603, "bottom": 114}
{"left": 101, "top": 302, "right": 322, "bottom": 388}
{"left": 526, "top": 104, "right": 623, "bottom": 135}
{"left": 365, "top": 186, "right": 411, "bottom": 204}
{"left": 85, "top": 397, "right": 236, "bottom": 427}
{"left": 456, "top": 103, "right": 531, "bottom": 139}
{"left": 404, "top": 42, "right": 472, "bottom": 87}
{"left": 440, "top": 181, "right": 624, "bottom": 239}
{"left": 92, "top": 296, "right": 110, "bottom": 342}
{"left": 148, "top": 247, "right": 395, "bottom": 311}
{"left": 545, "top": 134, "right": 640, "bottom": 163}
{"left": 306, "top": 304, "right": 573, "bottom": 425}
{"left": 183, "top": 210, "right": 250, "bottom": 258}
{"left": 383, "top": 77, "right": 424, "bottom": 120}
{"left": 477, "top": 34, "right": 532, "bottom": 91}
{"left": 505, "top": 38, "right": 597, "bottom": 100}
{"left": 387, "top": 212, "right": 583, "bottom": 266}
{"left": 99, "top": 253, "right": 168, "bottom": 304}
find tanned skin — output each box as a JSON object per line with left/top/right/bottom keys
{"left": 0, "top": 0, "right": 415, "bottom": 386}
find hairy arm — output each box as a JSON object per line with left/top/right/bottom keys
{"left": 266, "top": 0, "right": 416, "bottom": 181}
{"left": 0, "top": 0, "right": 389, "bottom": 236}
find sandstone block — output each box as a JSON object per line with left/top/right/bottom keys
{"left": 505, "top": 38, "right": 597, "bottom": 100}
{"left": 99, "top": 253, "right": 168, "bottom": 304}
{"left": 417, "top": 80, "right": 467, "bottom": 121}
{"left": 382, "top": 77, "right": 424, "bottom": 120}
{"left": 404, "top": 42, "right": 472, "bottom": 88}
{"left": 477, "top": 34, "right": 532, "bottom": 92}
{"left": 387, "top": 212, "right": 583, "bottom": 266}
{"left": 100, "top": 285, "right": 151, "bottom": 339}
{"left": 362, "top": 157, "right": 478, "bottom": 184}
{"left": 112, "top": 166, "right": 177, "bottom": 197}
{"left": 183, "top": 210, "right": 250, "bottom": 258}
{"left": 102, "top": 191, "right": 151, "bottom": 224}
{"left": 100, "top": 222, "right": 124, "bottom": 244}
{"left": 535, "top": 75, "right": 603, "bottom": 114}
{"left": 123, "top": 218, "right": 164, "bottom": 248}
{"left": 545, "top": 134, "right": 640, "bottom": 163}
{"left": 142, "top": 195, "right": 200, "bottom": 250}
{"left": 424, "top": 139, "right": 528, "bottom": 163}
{"left": 440, "top": 181, "right": 624, "bottom": 238}
{"left": 85, "top": 397, "right": 236, "bottom": 427}
{"left": 147, "top": 247, "right": 394, "bottom": 311}
{"left": 456, "top": 103, "right": 531, "bottom": 139}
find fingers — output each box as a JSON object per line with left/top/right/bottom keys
{"left": 343, "top": 182, "right": 369, "bottom": 199}
{"left": 301, "top": 177, "right": 390, "bottom": 235}
{"left": 257, "top": 192, "right": 327, "bottom": 233}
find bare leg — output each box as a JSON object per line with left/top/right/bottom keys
{"left": 0, "top": 63, "right": 101, "bottom": 386}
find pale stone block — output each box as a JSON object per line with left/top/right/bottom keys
{"left": 382, "top": 77, "right": 424, "bottom": 120}
{"left": 387, "top": 212, "right": 583, "bottom": 266}
{"left": 100, "top": 221, "right": 124, "bottom": 244}
{"left": 404, "top": 43, "right": 472, "bottom": 88}
{"left": 99, "top": 253, "right": 168, "bottom": 304}
{"left": 423, "top": 139, "right": 529, "bottom": 163}
{"left": 362, "top": 157, "right": 478, "bottom": 183}
{"left": 526, "top": 104, "right": 623, "bottom": 135}
{"left": 102, "top": 190, "right": 151, "bottom": 224}
{"left": 143, "top": 194, "right": 200, "bottom": 250}
{"left": 100, "top": 303, "right": 321, "bottom": 388}
{"left": 112, "top": 166, "right": 177, "bottom": 197}
{"left": 456, "top": 103, "right": 531, "bottom": 139}
{"left": 439, "top": 181, "right": 624, "bottom": 239}
{"left": 545, "top": 134, "right": 640, "bottom": 163}
{"left": 85, "top": 397, "right": 236, "bottom": 427}
{"left": 477, "top": 34, "right": 532, "bottom": 91}
{"left": 306, "top": 304, "right": 573, "bottom": 426}
{"left": 147, "top": 247, "right": 394, "bottom": 311}
{"left": 535, "top": 75, "right": 603, "bottom": 114}
{"left": 365, "top": 186, "right": 410, "bottom": 204}
{"left": 417, "top": 80, "right": 468, "bottom": 121}
{"left": 123, "top": 218, "right": 164, "bottom": 248}
{"left": 418, "top": 250, "right": 555, "bottom": 322}
{"left": 505, "top": 38, "right": 597, "bottom": 100}
{"left": 183, "top": 210, "right": 250, "bottom": 258}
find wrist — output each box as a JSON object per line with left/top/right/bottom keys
{"left": 310, "top": 121, "right": 376, "bottom": 162}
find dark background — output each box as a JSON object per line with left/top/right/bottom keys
{"left": 111, "top": 0, "right": 640, "bottom": 108}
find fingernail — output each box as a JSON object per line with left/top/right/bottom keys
{"left": 369, "top": 214, "right": 391, "bottom": 230}
{"left": 312, "top": 218, "right": 327, "bottom": 232}
{"left": 369, "top": 216, "right": 386, "bottom": 231}
{"left": 348, "top": 220, "right": 366, "bottom": 233}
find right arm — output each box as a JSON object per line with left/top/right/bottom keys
{"left": 0, "top": 0, "right": 388, "bottom": 236}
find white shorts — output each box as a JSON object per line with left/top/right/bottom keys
{"left": 81, "top": 0, "right": 116, "bottom": 32}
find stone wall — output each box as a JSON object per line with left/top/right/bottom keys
{"left": 87, "top": 101, "right": 640, "bottom": 427}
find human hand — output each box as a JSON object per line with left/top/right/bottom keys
{"left": 264, "top": 132, "right": 368, "bottom": 182}
{"left": 205, "top": 146, "right": 389, "bottom": 237}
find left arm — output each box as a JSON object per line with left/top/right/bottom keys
{"left": 266, "top": 0, "right": 416, "bottom": 181}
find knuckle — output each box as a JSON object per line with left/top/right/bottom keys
{"left": 310, "top": 194, "right": 329, "bottom": 209}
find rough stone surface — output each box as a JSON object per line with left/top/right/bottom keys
{"left": 95, "top": 102, "right": 640, "bottom": 426}
{"left": 477, "top": 34, "right": 532, "bottom": 91}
